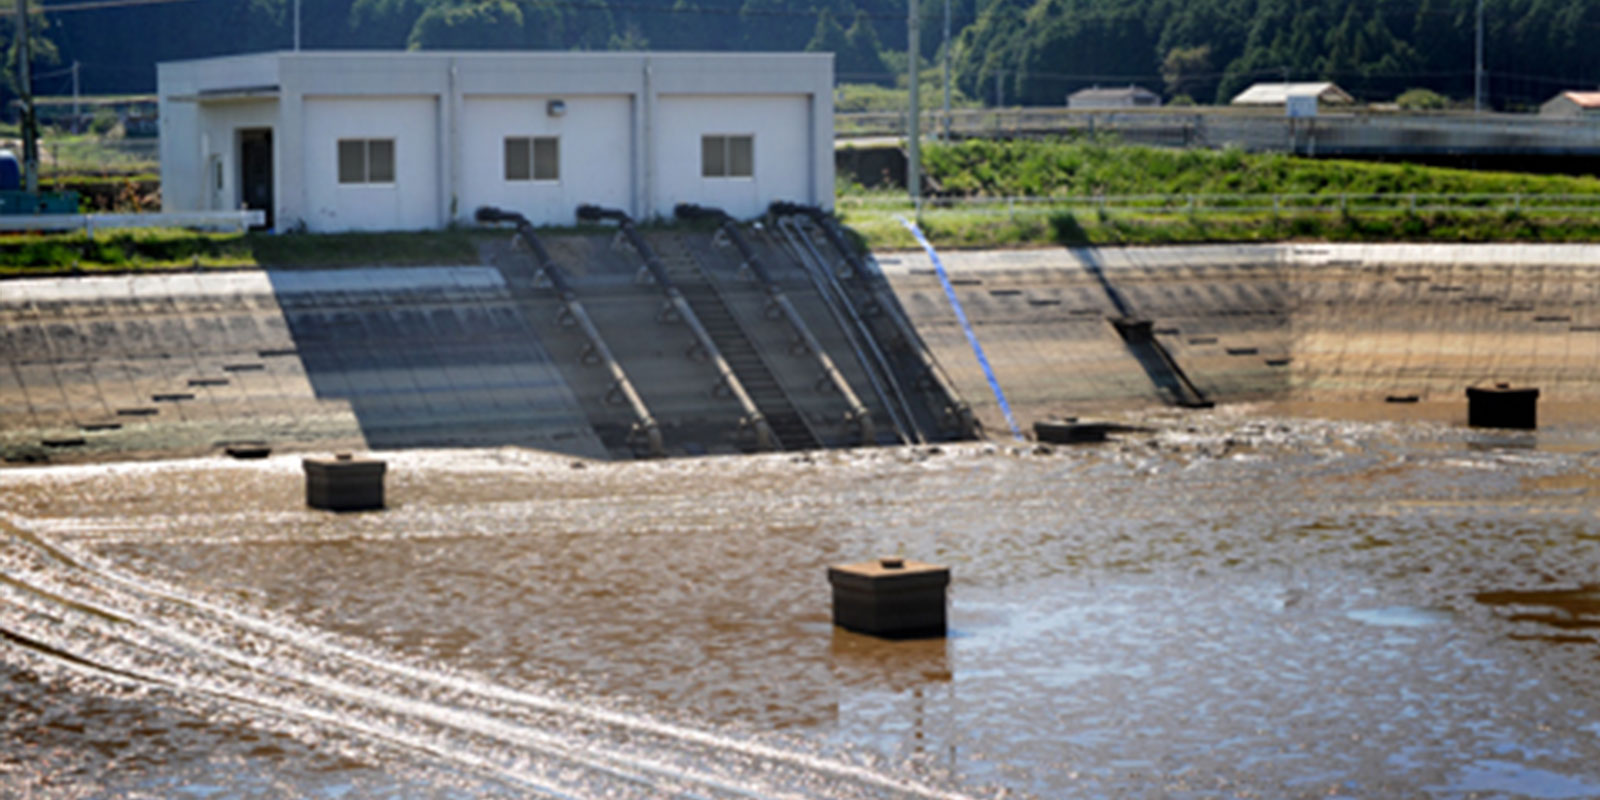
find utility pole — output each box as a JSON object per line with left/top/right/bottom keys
{"left": 1474, "top": 0, "right": 1484, "bottom": 113}
{"left": 293, "top": 0, "right": 301, "bottom": 51}
{"left": 71, "top": 61, "right": 79, "bottom": 134}
{"left": 907, "top": 0, "right": 920, "bottom": 208}
{"left": 17, "top": 0, "right": 38, "bottom": 193}
{"left": 941, "top": 0, "right": 951, "bottom": 141}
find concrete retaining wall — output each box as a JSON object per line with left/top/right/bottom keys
{"left": 4, "top": 239, "right": 1598, "bottom": 463}
{"left": 883, "top": 243, "right": 1600, "bottom": 434}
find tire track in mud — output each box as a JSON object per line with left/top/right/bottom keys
{"left": 0, "top": 514, "right": 985, "bottom": 800}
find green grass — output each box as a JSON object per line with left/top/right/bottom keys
{"left": 842, "top": 198, "right": 1600, "bottom": 251}
{"left": 0, "top": 222, "right": 720, "bottom": 277}
{"left": 834, "top": 139, "right": 1600, "bottom": 249}
{"left": 0, "top": 228, "right": 494, "bottom": 277}
{"left": 916, "top": 139, "right": 1600, "bottom": 198}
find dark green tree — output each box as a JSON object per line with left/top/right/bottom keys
{"left": 408, "top": 1, "right": 527, "bottom": 50}
{"left": 842, "top": 11, "right": 890, "bottom": 84}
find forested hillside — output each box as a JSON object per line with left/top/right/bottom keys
{"left": 3, "top": 0, "right": 1597, "bottom": 111}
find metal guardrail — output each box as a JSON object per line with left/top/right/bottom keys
{"left": 839, "top": 192, "right": 1600, "bottom": 217}
{"left": 0, "top": 210, "right": 265, "bottom": 235}
{"left": 836, "top": 107, "right": 1600, "bottom": 155}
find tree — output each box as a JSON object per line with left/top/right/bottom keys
{"left": 1, "top": 8, "right": 60, "bottom": 119}
{"left": 1396, "top": 87, "right": 1449, "bottom": 110}
{"left": 407, "top": 1, "right": 526, "bottom": 50}
{"left": 842, "top": 11, "right": 890, "bottom": 84}
{"left": 1162, "top": 44, "right": 1211, "bottom": 101}
{"left": 803, "top": 8, "right": 848, "bottom": 58}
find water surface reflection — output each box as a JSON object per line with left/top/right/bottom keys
{"left": 3, "top": 407, "right": 1600, "bottom": 797}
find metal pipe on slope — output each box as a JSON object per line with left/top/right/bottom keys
{"left": 675, "top": 204, "right": 879, "bottom": 446}
{"left": 768, "top": 202, "right": 976, "bottom": 439}
{"left": 477, "top": 206, "right": 665, "bottom": 457}
{"left": 575, "top": 205, "right": 777, "bottom": 451}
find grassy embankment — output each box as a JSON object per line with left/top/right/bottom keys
{"left": 0, "top": 228, "right": 499, "bottom": 278}
{"left": 842, "top": 139, "right": 1600, "bottom": 249}
{"left": 9, "top": 140, "right": 1600, "bottom": 276}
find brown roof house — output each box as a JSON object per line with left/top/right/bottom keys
{"left": 1540, "top": 91, "right": 1600, "bottom": 119}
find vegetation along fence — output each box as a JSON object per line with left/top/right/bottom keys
{"left": 839, "top": 193, "right": 1600, "bottom": 217}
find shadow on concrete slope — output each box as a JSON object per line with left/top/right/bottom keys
{"left": 264, "top": 267, "right": 605, "bottom": 457}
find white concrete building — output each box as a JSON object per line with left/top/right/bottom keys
{"left": 158, "top": 51, "right": 834, "bottom": 232}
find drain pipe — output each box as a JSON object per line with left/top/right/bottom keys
{"left": 769, "top": 202, "right": 976, "bottom": 438}
{"left": 770, "top": 216, "right": 918, "bottom": 445}
{"left": 675, "top": 204, "right": 876, "bottom": 445}
{"left": 477, "top": 207, "right": 665, "bottom": 457}
{"left": 576, "top": 204, "right": 777, "bottom": 451}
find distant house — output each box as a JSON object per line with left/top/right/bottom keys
{"left": 1067, "top": 86, "right": 1161, "bottom": 110}
{"left": 1540, "top": 91, "right": 1600, "bottom": 119}
{"left": 1230, "top": 82, "right": 1354, "bottom": 107}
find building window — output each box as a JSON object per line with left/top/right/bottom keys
{"left": 337, "top": 138, "right": 395, "bottom": 184}
{"left": 701, "top": 134, "right": 753, "bottom": 178}
{"left": 505, "top": 136, "right": 559, "bottom": 182}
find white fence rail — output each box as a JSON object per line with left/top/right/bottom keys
{"left": 837, "top": 107, "right": 1600, "bottom": 155}
{"left": 0, "top": 210, "right": 265, "bottom": 235}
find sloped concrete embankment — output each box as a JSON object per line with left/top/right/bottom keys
{"left": 881, "top": 243, "right": 1600, "bottom": 433}
{"left": 5, "top": 239, "right": 1597, "bottom": 463}
{"left": 0, "top": 268, "right": 607, "bottom": 463}
{"left": 0, "top": 224, "right": 968, "bottom": 463}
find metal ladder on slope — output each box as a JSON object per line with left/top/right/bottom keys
{"left": 654, "top": 237, "right": 824, "bottom": 451}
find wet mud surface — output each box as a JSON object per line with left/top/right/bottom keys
{"left": 3, "top": 405, "right": 1600, "bottom": 798}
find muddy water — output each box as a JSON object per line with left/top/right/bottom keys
{"left": 3, "top": 406, "right": 1600, "bottom": 798}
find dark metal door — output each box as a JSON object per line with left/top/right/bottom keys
{"left": 239, "top": 128, "right": 273, "bottom": 229}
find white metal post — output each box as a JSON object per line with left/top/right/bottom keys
{"left": 1474, "top": 0, "right": 1484, "bottom": 113}
{"left": 908, "top": 0, "right": 921, "bottom": 208}
{"left": 941, "top": 0, "right": 951, "bottom": 141}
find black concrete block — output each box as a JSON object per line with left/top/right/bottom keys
{"left": 829, "top": 557, "right": 949, "bottom": 639}
{"left": 1466, "top": 384, "right": 1539, "bottom": 430}
{"left": 303, "top": 454, "right": 386, "bottom": 511}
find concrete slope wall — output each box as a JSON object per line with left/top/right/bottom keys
{"left": 6, "top": 239, "right": 1597, "bottom": 464}
{"left": 0, "top": 269, "right": 605, "bottom": 463}
{"left": 882, "top": 243, "right": 1600, "bottom": 435}
{"left": 1, "top": 227, "right": 949, "bottom": 463}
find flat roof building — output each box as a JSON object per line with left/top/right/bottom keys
{"left": 158, "top": 51, "right": 833, "bottom": 232}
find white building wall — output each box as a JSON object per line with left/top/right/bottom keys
{"left": 460, "top": 96, "right": 632, "bottom": 226}
{"left": 302, "top": 96, "right": 440, "bottom": 232}
{"left": 159, "top": 52, "right": 832, "bottom": 231}
{"left": 653, "top": 94, "right": 810, "bottom": 220}
{"left": 196, "top": 101, "right": 276, "bottom": 212}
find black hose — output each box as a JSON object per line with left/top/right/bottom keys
{"left": 576, "top": 204, "right": 629, "bottom": 224}
{"left": 475, "top": 205, "right": 567, "bottom": 294}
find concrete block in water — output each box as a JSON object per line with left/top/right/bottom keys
{"left": 1466, "top": 383, "right": 1539, "bottom": 430}
{"left": 303, "top": 453, "right": 386, "bottom": 511}
{"left": 1034, "top": 419, "right": 1110, "bottom": 444}
{"left": 828, "top": 557, "right": 949, "bottom": 638}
